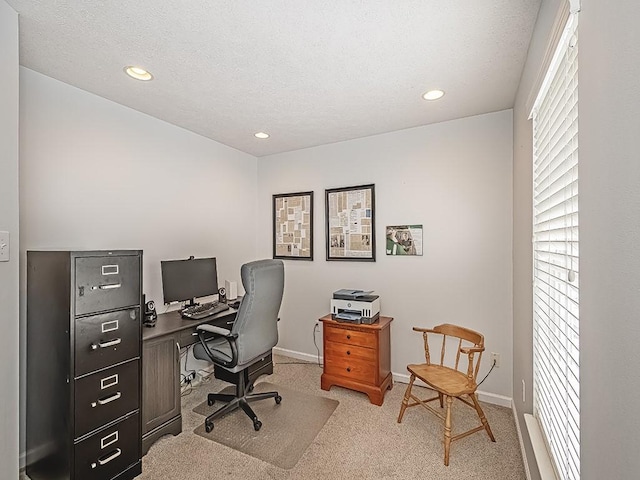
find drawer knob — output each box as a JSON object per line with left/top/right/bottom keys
{"left": 346, "top": 334, "right": 351, "bottom": 340}
{"left": 346, "top": 350, "right": 351, "bottom": 355}
{"left": 346, "top": 367, "right": 351, "bottom": 372}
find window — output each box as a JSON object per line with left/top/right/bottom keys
{"left": 531, "top": 12, "right": 579, "bottom": 480}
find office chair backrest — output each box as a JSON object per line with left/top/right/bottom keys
{"left": 231, "top": 259, "right": 284, "bottom": 366}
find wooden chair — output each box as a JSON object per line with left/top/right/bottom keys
{"left": 397, "top": 324, "right": 495, "bottom": 465}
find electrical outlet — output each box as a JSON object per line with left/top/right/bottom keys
{"left": 490, "top": 352, "right": 500, "bottom": 367}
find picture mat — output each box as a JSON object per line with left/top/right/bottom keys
{"left": 273, "top": 191, "right": 313, "bottom": 260}
{"left": 326, "top": 184, "right": 375, "bottom": 261}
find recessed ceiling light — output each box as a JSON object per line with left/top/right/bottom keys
{"left": 254, "top": 132, "right": 270, "bottom": 139}
{"left": 124, "top": 66, "right": 153, "bottom": 81}
{"left": 422, "top": 89, "right": 445, "bottom": 101}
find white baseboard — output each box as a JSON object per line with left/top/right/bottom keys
{"left": 513, "top": 401, "right": 532, "bottom": 480}
{"left": 273, "top": 347, "right": 512, "bottom": 408}
{"left": 273, "top": 347, "right": 321, "bottom": 364}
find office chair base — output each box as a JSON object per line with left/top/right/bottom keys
{"left": 203, "top": 379, "right": 282, "bottom": 432}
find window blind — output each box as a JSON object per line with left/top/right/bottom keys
{"left": 531, "top": 13, "right": 579, "bottom": 480}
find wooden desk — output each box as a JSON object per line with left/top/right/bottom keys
{"left": 320, "top": 314, "right": 393, "bottom": 405}
{"left": 141, "top": 307, "right": 237, "bottom": 453}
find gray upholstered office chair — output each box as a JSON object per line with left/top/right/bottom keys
{"left": 193, "top": 259, "right": 284, "bottom": 432}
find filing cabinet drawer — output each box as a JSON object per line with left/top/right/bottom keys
{"left": 75, "top": 360, "right": 139, "bottom": 437}
{"left": 75, "top": 308, "right": 141, "bottom": 376}
{"left": 75, "top": 413, "right": 140, "bottom": 480}
{"left": 324, "top": 356, "right": 377, "bottom": 384}
{"left": 324, "top": 324, "right": 376, "bottom": 348}
{"left": 75, "top": 255, "right": 141, "bottom": 315}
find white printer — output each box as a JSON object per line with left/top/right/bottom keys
{"left": 331, "top": 289, "right": 380, "bottom": 324}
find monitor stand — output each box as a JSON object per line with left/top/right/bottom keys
{"left": 185, "top": 298, "right": 199, "bottom": 308}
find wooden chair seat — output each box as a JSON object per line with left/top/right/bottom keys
{"left": 398, "top": 324, "right": 495, "bottom": 466}
{"left": 407, "top": 363, "right": 476, "bottom": 397}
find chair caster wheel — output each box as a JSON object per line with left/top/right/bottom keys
{"left": 205, "top": 421, "right": 214, "bottom": 433}
{"left": 275, "top": 395, "right": 282, "bottom": 404}
{"left": 253, "top": 420, "right": 262, "bottom": 431}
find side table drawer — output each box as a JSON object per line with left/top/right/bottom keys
{"left": 325, "top": 356, "right": 377, "bottom": 383}
{"left": 325, "top": 324, "right": 376, "bottom": 348}
{"left": 75, "top": 413, "right": 140, "bottom": 480}
{"left": 324, "top": 341, "right": 376, "bottom": 363}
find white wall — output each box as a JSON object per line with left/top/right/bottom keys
{"left": 0, "top": 2, "right": 19, "bottom": 478}
{"left": 19, "top": 67, "right": 259, "bottom": 457}
{"left": 257, "top": 110, "right": 514, "bottom": 401}
{"left": 511, "top": 1, "right": 563, "bottom": 478}
{"left": 580, "top": 1, "right": 640, "bottom": 478}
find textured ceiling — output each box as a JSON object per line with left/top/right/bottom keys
{"left": 7, "top": 1, "right": 541, "bottom": 157}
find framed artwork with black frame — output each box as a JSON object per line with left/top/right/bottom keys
{"left": 272, "top": 191, "right": 314, "bottom": 260}
{"left": 325, "top": 183, "right": 375, "bottom": 262}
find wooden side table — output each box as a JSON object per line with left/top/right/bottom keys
{"left": 320, "top": 314, "right": 393, "bottom": 405}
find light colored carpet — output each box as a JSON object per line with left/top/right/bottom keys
{"left": 137, "top": 355, "right": 526, "bottom": 479}
{"left": 192, "top": 382, "right": 339, "bottom": 469}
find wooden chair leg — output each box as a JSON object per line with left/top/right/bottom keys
{"left": 470, "top": 393, "right": 496, "bottom": 442}
{"left": 397, "top": 374, "right": 415, "bottom": 423}
{"left": 439, "top": 392, "right": 444, "bottom": 408}
{"left": 444, "top": 395, "right": 453, "bottom": 466}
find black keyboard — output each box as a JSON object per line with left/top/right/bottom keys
{"left": 181, "top": 302, "right": 230, "bottom": 320}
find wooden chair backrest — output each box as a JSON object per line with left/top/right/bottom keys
{"left": 414, "top": 323, "right": 485, "bottom": 382}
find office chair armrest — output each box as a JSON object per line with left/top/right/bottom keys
{"left": 196, "top": 325, "right": 239, "bottom": 368}
{"left": 196, "top": 324, "right": 232, "bottom": 336}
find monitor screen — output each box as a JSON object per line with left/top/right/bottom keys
{"left": 161, "top": 257, "right": 219, "bottom": 305}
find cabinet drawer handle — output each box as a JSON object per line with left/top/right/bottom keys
{"left": 91, "top": 338, "right": 121, "bottom": 350}
{"left": 346, "top": 367, "right": 351, "bottom": 372}
{"left": 91, "top": 391, "right": 121, "bottom": 407}
{"left": 346, "top": 350, "right": 351, "bottom": 355}
{"left": 346, "top": 334, "right": 351, "bottom": 340}
{"left": 97, "top": 283, "right": 122, "bottom": 290}
{"left": 91, "top": 448, "right": 122, "bottom": 468}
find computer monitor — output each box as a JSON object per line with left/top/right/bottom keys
{"left": 161, "top": 257, "right": 219, "bottom": 307}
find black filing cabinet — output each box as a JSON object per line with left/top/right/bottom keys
{"left": 26, "top": 250, "right": 143, "bottom": 480}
